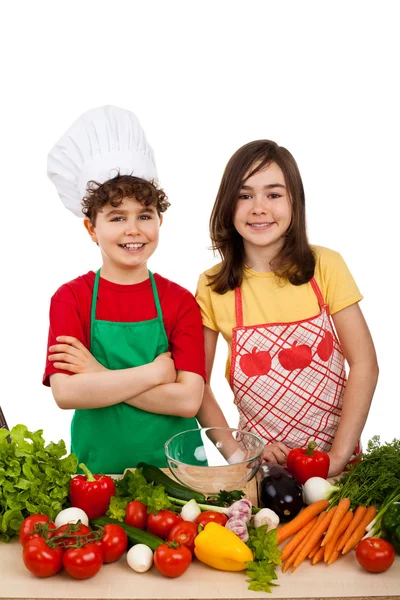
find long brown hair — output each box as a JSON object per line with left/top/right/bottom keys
{"left": 209, "top": 140, "right": 315, "bottom": 294}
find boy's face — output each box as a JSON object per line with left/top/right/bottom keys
{"left": 84, "top": 196, "right": 162, "bottom": 280}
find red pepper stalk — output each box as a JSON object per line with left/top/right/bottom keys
{"left": 69, "top": 463, "right": 116, "bottom": 519}
{"left": 286, "top": 440, "right": 330, "bottom": 485}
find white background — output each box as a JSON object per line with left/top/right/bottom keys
{"left": 1, "top": 1, "right": 399, "bottom": 453}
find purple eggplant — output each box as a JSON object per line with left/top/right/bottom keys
{"left": 259, "top": 463, "right": 303, "bottom": 522}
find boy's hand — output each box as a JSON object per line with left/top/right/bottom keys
{"left": 262, "top": 442, "right": 291, "bottom": 466}
{"left": 153, "top": 352, "right": 177, "bottom": 385}
{"left": 48, "top": 336, "right": 107, "bottom": 374}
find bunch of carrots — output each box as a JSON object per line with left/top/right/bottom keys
{"left": 277, "top": 499, "right": 377, "bottom": 573}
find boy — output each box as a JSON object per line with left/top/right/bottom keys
{"left": 44, "top": 106, "right": 206, "bottom": 473}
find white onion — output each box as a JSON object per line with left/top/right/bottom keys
{"left": 302, "top": 477, "right": 338, "bottom": 505}
{"left": 180, "top": 498, "right": 201, "bottom": 522}
{"left": 127, "top": 544, "right": 154, "bottom": 573}
{"left": 54, "top": 507, "right": 89, "bottom": 528}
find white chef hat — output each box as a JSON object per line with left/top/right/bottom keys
{"left": 47, "top": 105, "right": 158, "bottom": 217}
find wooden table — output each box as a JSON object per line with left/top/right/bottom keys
{"left": 1, "top": 539, "right": 399, "bottom": 600}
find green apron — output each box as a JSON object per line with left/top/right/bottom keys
{"left": 71, "top": 270, "right": 203, "bottom": 474}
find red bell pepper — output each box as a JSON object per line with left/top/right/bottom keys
{"left": 69, "top": 463, "right": 116, "bottom": 519}
{"left": 286, "top": 440, "right": 330, "bottom": 484}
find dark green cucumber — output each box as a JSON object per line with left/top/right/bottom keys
{"left": 90, "top": 516, "right": 163, "bottom": 552}
{"left": 137, "top": 462, "right": 206, "bottom": 503}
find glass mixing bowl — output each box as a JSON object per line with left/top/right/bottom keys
{"left": 164, "top": 427, "right": 265, "bottom": 495}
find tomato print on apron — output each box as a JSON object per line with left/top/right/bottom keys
{"left": 230, "top": 277, "right": 361, "bottom": 455}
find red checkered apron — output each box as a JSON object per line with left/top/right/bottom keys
{"left": 230, "top": 277, "right": 361, "bottom": 455}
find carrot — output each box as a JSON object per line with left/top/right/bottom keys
{"left": 327, "top": 548, "right": 341, "bottom": 565}
{"left": 321, "top": 497, "right": 351, "bottom": 546}
{"left": 291, "top": 507, "right": 336, "bottom": 571}
{"left": 282, "top": 515, "right": 322, "bottom": 573}
{"left": 324, "top": 510, "right": 353, "bottom": 562}
{"left": 308, "top": 538, "right": 322, "bottom": 559}
{"left": 280, "top": 517, "right": 318, "bottom": 562}
{"left": 342, "top": 506, "right": 377, "bottom": 555}
{"left": 336, "top": 505, "right": 367, "bottom": 552}
{"left": 276, "top": 500, "right": 329, "bottom": 545}
{"left": 311, "top": 545, "right": 325, "bottom": 565}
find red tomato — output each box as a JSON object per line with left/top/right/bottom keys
{"left": 356, "top": 538, "right": 395, "bottom": 573}
{"left": 55, "top": 523, "right": 92, "bottom": 547}
{"left": 62, "top": 543, "right": 103, "bottom": 579}
{"left": 195, "top": 511, "right": 228, "bottom": 528}
{"left": 147, "top": 510, "right": 182, "bottom": 539}
{"left": 19, "top": 514, "right": 56, "bottom": 546}
{"left": 22, "top": 536, "right": 63, "bottom": 578}
{"left": 154, "top": 542, "right": 192, "bottom": 578}
{"left": 99, "top": 524, "right": 128, "bottom": 563}
{"left": 167, "top": 521, "right": 199, "bottom": 554}
{"left": 125, "top": 500, "right": 147, "bottom": 530}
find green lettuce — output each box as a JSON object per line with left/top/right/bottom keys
{"left": 0, "top": 424, "right": 78, "bottom": 542}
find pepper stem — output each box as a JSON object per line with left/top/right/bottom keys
{"left": 79, "top": 462, "right": 96, "bottom": 482}
{"left": 306, "top": 440, "right": 317, "bottom": 456}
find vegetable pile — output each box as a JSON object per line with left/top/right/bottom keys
{"left": 275, "top": 436, "right": 400, "bottom": 575}
{"left": 0, "top": 425, "right": 78, "bottom": 542}
{"left": 6, "top": 432, "right": 400, "bottom": 590}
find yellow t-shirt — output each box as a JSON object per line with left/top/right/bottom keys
{"left": 195, "top": 246, "right": 363, "bottom": 379}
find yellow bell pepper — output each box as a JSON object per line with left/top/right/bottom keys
{"left": 194, "top": 522, "right": 253, "bottom": 571}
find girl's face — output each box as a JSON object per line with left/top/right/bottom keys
{"left": 233, "top": 161, "right": 292, "bottom": 258}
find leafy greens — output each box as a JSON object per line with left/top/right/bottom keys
{"left": 0, "top": 424, "right": 78, "bottom": 542}
{"left": 107, "top": 469, "right": 172, "bottom": 520}
{"left": 245, "top": 525, "right": 282, "bottom": 593}
{"left": 329, "top": 436, "right": 400, "bottom": 508}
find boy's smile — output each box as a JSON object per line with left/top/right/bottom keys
{"left": 84, "top": 197, "right": 162, "bottom": 284}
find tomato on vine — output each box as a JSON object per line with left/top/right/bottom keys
{"left": 22, "top": 536, "right": 63, "bottom": 578}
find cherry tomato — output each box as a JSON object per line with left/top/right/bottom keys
{"left": 147, "top": 510, "right": 182, "bottom": 539}
{"left": 55, "top": 523, "right": 92, "bottom": 547}
{"left": 167, "top": 521, "right": 199, "bottom": 554}
{"left": 62, "top": 543, "right": 103, "bottom": 579}
{"left": 99, "top": 524, "right": 128, "bottom": 563}
{"left": 19, "top": 514, "right": 56, "bottom": 546}
{"left": 22, "top": 536, "right": 63, "bottom": 578}
{"left": 154, "top": 542, "right": 192, "bottom": 578}
{"left": 195, "top": 511, "right": 228, "bottom": 528}
{"left": 125, "top": 500, "right": 147, "bottom": 530}
{"left": 356, "top": 538, "right": 395, "bottom": 573}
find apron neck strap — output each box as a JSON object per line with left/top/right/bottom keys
{"left": 234, "top": 287, "right": 244, "bottom": 327}
{"left": 91, "top": 270, "right": 101, "bottom": 326}
{"left": 309, "top": 277, "right": 327, "bottom": 311}
{"left": 148, "top": 271, "right": 163, "bottom": 320}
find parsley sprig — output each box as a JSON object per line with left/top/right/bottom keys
{"left": 245, "top": 525, "right": 282, "bottom": 593}
{"left": 329, "top": 436, "right": 400, "bottom": 508}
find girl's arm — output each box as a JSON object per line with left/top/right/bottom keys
{"left": 196, "top": 327, "right": 231, "bottom": 428}
{"left": 329, "top": 303, "right": 379, "bottom": 476}
{"left": 196, "top": 327, "right": 248, "bottom": 461}
{"left": 196, "top": 326, "right": 291, "bottom": 463}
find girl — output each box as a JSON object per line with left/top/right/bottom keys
{"left": 195, "top": 140, "right": 378, "bottom": 477}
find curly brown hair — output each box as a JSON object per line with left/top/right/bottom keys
{"left": 82, "top": 173, "right": 170, "bottom": 223}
